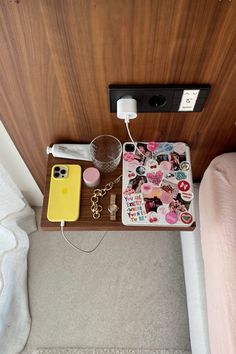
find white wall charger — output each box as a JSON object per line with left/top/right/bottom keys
{"left": 117, "top": 97, "right": 137, "bottom": 122}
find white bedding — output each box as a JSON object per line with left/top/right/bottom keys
{"left": 0, "top": 163, "right": 36, "bottom": 354}
{"left": 199, "top": 153, "right": 236, "bottom": 354}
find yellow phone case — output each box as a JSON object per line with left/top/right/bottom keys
{"left": 47, "top": 164, "right": 81, "bottom": 222}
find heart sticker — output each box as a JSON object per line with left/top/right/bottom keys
{"left": 181, "top": 212, "right": 193, "bottom": 224}
{"left": 146, "top": 171, "right": 163, "bottom": 185}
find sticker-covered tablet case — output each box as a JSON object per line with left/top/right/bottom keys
{"left": 122, "top": 142, "right": 195, "bottom": 227}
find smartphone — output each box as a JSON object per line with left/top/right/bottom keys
{"left": 47, "top": 164, "right": 81, "bottom": 222}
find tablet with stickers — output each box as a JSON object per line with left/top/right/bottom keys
{"left": 122, "top": 142, "right": 195, "bottom": 227}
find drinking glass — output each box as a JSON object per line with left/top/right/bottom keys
{"left": 90, "top": 135, "right": 122, "bottom": 173}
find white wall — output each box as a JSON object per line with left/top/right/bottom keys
{"left": 0, "top": 121, "right": 43, "bottom": 206}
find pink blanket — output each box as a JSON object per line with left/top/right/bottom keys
{"left": 199, "top": 153, "right": 236, "bottom": 354}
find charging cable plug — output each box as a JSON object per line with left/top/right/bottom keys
{"left": 123, "top": 113, "right": 134, "bottom": 124}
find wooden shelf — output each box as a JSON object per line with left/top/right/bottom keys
{"left": 41, "top": 155, "right": 196, "bottom": 231}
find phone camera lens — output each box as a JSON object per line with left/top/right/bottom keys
{"left": 54, "top": 172, "right": 60, "bottom": 178}
{"left": 54, "top": 166, "right": 60, "bottom": 172}
{"left": 125, "top": 144, "right": 135, "bottom": 152}
{"left": 60, "top": 169, "right": 66, "bottom": 174}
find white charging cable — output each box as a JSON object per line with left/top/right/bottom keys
{"left": 60, "top": 221, "right": 107, "bottom": 253}
{"left": 124, "top": 120, "right": 145, "bottom": 158}
{"left": 117, "top": 97, "right": 145, "bottom": 157}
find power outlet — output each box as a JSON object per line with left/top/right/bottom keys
{"left": 109, "top": 84, "right": 210, "bottom": 113}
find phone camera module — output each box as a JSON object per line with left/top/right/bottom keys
{"left": 125, "top": 144, "right": 135, "bottom": 152}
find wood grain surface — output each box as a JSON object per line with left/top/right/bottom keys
{"left": 41, "top": 155, "right": 196, "bottom": 231}
{"left": 0, "top": 0, "right": 236, "bottom": 191}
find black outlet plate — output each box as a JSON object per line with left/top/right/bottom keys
{"left": 109, "top": 84, "right": 210, "bottom": 113}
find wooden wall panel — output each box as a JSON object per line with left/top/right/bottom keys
{"left": 0, "top": 0, "right": 236, "bottom": 190}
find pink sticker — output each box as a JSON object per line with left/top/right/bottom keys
{"left": 160, "top": 191, "right": 173, "bottom": 204}
{"left": 123, "top": 152, "right": 135, "bottom": 162}
{"left": 147, "top": 142, "right": 158, "bottom": 152}
{"left": 148, "top": 211, "right": 158, "bottom": 223}
{"left": 160, "top": 161, "right": 172, "bottom": 171}
{"left": 128, "top": 171, "right": 136, "bottom": 178}
{"left": 174, "top": 143, "right": 186, "bottom": 155}
{"left": 146, "top": 171, "right": 163, "bottom": 185}
{"left": 165, "top": 212, "right": 178, "bottom": 224}
{"left": 141, "top": 183, "right": 153, "bottom": 195}
{"left": 178, "top": 180, "right": 190, "bottom": 192}
{"left": 123, "top": 187, "right": 135, "bottom": 196}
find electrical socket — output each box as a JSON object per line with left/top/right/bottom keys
{"left": 109, "top": 84, "right": 210, "bottom": 113}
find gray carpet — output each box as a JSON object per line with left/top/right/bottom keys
{"left": 33, "top": 349, "right": 191, "bottom": 354}
{"left": 22, "top": 208, "right": 190, "bottom": 353}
